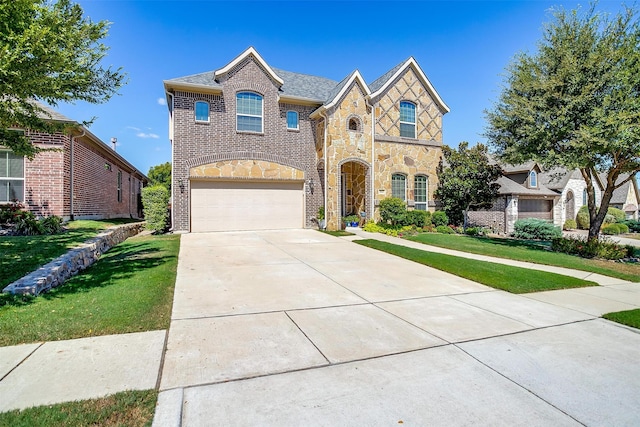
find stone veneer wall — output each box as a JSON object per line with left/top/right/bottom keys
{"left": 3, "top": 222, "right": 145, "bottom": 296}
{"left": 190, "top": 160, "right": 304, "bottom": 181}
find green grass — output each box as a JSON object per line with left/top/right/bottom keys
{"left": 603, "top": 308, "right": 640, "bottom": 329}
{"left": 320, "top": 230, "right": 356, "bottom": 237}
{"left": 0, "top": 219, "right": 143, "bottom": 288}
{"left": 355, "top": 239, "right": 597, "bottom": 293}
{"left": 0, "top": 390, "right": 157, "bottom": 426}
{"left": 407, "top": 233, "right": 640, "bottom": 282}
{"left": 0, "top": 233, "right": 179, "bottom": 346}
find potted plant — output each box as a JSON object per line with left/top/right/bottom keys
{"left": 317, "top": 206, "right": 326, "bottom": 229}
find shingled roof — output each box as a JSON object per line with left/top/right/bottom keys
{"left": 32, "top": 100, "right": 75, "bottom": 123}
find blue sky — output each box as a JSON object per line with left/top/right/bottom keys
{"left": 54, "top": 0, "right": 626, "bottom": 176}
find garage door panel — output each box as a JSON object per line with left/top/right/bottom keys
{"left": 190, "top": 180, "right": 304, "bottom": 232}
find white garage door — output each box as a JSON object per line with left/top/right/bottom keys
{"left": 190, "top": 180, "right": 304, "bottom": 232}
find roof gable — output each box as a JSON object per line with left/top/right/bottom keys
{"left": 215, "top": 47, "right": 284, "bottom": 87}
{"left": 369, "top": 57, "right": 449, "bottom": 113}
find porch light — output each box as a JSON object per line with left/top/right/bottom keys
{"left": 309, "top": 178, "right": 314, "bottom": 194}
{"left": 178, "top": 179, "right": 185, "bottom": 193}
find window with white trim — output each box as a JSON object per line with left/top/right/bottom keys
{"left": 195, "top": 101, "right": 209, "bottom": 122}
{"left": 237, "top": 92, "right": 263, "bottom": 132}
{"left": 399, "top": 101, "right": 416, "bottom": 138}
{"left": 583, "top": 189, "right": 587, "bottom": 206}
{"left": 529, "top": 170, "right": 538, "bottom": 187}
{"left": 391, "top": 174, "right": 406, "bottom": 201}
{"left": 0, "top": 149, "right": 24, "bottom": 202}
{"left": 286, "top": 111, "right": 298, "bottom": 130}
{"left": 414, "top": 175, "right": 428, "bottom": 210}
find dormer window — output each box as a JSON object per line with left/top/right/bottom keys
{"left": 529, "top": 170, "right": 538, "bottom": 188}
{"left": 399, "top": 101, "right": 416, "bottom": 138}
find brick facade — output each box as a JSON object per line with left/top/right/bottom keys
{"left": 5, "top": 126, "right": 146, "bottom": 221}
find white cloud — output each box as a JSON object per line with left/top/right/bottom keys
{"left": 136, "top": 132, "right": 159, "bottom": 139}
{"left": 157, "top": 97, "right": 167, "bottom": 106}
{"left": 126, "top": 126, "right": 141, "bottom": 131}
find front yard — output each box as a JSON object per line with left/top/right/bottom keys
{"left": 0, "top": 233, "right": 180, "bottom": 346}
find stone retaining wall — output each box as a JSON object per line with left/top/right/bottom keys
{"left": 3, "top": 222, "right": 146, "bottom": 296}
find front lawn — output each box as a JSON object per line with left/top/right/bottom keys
{"left": 0, "top": 233, "right": 179, "bottom": 346}
{"left": 356, "top": 239, "right": 596, "bottom": 293}
{"left": 407, "top": 233, "right": 640, "bottom": 282}
{"left": 603, "top": 308, "right": 640, "bottom": 329}
{"left": 0, "top": 219, "right": 143, "bottom": 288}
{"left": 0, "top": 390, "right": 156, "bottom": 426}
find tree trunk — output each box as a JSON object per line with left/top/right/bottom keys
{"left": 583, "top": 168, "right": 624, "bottom": 240}
{"left": 463, "top": 208, "right": 469, "bottom": 231}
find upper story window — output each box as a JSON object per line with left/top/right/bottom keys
{"left": 414, "top": 175, "right": 428, "bottom": 210}
{"left": 529, "top": 170, "right": 538, "bottom": 188}
{"left": 391, "top": 173, "right": 406, "bottom": 201}
{"left": 0, "top": 149, "right": 24, "bottom": 202}
{"left": 237, "top": 92, "right": 263, "bottom": 133}
{"left": 286, "top": 111, "right": 299, "bottom": 130}
{"left": 348, "top": 117, "right": 361, "bottom": 132}
{"left": 195, "top": 101, "right": 209, "bottom": 122}
{"left": 399, "top": 101, "right": 416, "bottom": 138}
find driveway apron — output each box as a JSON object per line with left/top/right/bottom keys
{"left": 155, "top": 229, "right": 640, "bottom": 426}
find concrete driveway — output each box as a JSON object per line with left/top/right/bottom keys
{"left": 155, "top": 229, "right": 640, "bottom": 426}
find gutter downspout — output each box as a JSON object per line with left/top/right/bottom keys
{"left": 165, "top": 90, "right": 175, "bottom": 230}
{"left": 70, "top": 128, "right": 86, "bottom": 221}
{"left": 320, "top": 110, "right": 328, "bottom": 229}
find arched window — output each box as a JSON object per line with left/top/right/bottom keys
{"left": 236, "top": 92, "right": 263, "bottom": 132}
{"left": 414, "top": 175, "right": 428, "bottom": 210}
{"left": 287, "top": 111, "right": 298, "bottom": 130}
{"left": 399, "top": 101, "right": 416, "bottom": 138}
{"left": 529, "top": 170, "right": 537, "bottom": 187}
{"left": 348, "top": 118, "right": 360, "bottom": 131}
{"left": 195, "top": 101, "right": 209, "bottom": 122}
{"left": 391, "top": 173, "right": 406, "bottom": 201}
{"left": 583, "top": 188, "right": 588, "bottom": 206}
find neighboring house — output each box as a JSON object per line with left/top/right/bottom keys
{"left": 0, "top": 102, "right": 148, "bottom": 220}
{"left": 468, "top": 162, "right": 589, "bottom": 233}
{"left": 601, "top": 173, "right": 639, "bottom": 220}
{"left": 163, "top": 47, "right": 448, "bottom": 232}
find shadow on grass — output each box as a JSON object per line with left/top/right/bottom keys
{"left": 0, "top": 239, "right": 176, "bottom": 308}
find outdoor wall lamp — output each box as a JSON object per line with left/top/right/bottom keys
{"left": 178, "top": 179, "right": 185, "bottom": 193}
{"left": 309, "top": 178, "right": 314, "bottom": 194}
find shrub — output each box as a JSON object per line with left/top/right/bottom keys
{"left": 13, "top": 210, "right": 43, "bottom": 235}
{"left": 608, "top": 207, "right": 626, "bottom": 223}
{"left": 576, "top": 205, "right": 628, "bottom": 229}
{"left": 602, "top": 223, "right": 629, "bottom": 235}
{"left": 40, "top": 215, "right": 63, "bottom": 234}
{"left": 551, "top": 235, "right": 632, "bottom": 260}
{"left": 435, "top": 225, "right": 455, "bottom": 234}
{"left": 363, "top": 222, "right": 382, "bottom": 233}
{"left": 406, "top": 210, "right": 429, "bottom": 228}
{"left": 563, "top": 219, "right": 577, "bottom": 230}
{"left": 432, "top": 211, "right": 449, "bottom": 227}
{"left": 622, "top": 220, "right": 640, "bottom": 232}
{"left": 0, "top": 201, "right": 26, "bottom": 224}
{"left": 464, "top": 227, "right": 488, "bottom": 236}
{"left": 513, "top": 218, "right": 562, "bottom": 240}
{"left": 141, "top": 185, "right": 170, "bottom": 233}
{"left": 576, "top": 206, "right": 590, "bottom": 229}
{"left": 379, "top": 197, "right": 407, "bottom": 226}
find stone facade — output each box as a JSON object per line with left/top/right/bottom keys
{"left": 165, "top": 48, "right": 448, "bottom": 232}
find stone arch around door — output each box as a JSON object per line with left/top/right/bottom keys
{"left": 337, "top": 157, "right": 371, "bottom": 224}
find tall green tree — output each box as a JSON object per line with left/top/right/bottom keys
{"left": 485, "top": 4, "right": 640, "bottom": 239}
{"left": 0, "top": 0, "right": 126, "bottom": 159}
{"left": 148, "top": 162, "right": 171, "bottom": 192}
{"left": 435, "top": 142, "right": 502, "bottom": 228}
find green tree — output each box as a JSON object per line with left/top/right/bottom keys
{"left": 0, "top": 0, "right": 126, "bottom": 159}
{"left": 435, "top": 142, "right": 502, "bottom": 228}
{"left": 148, "top": 162, "right": 172, "bottom": 192}
{"left": 485, "top": 5, "right": 640, "bottom": 239}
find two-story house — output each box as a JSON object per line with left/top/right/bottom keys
{"left": 163, "top": 47, "right": 448, "bottom": 232}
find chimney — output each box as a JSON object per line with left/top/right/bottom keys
{"left": 110, "top": 137, "right": 117, "bottom": 151}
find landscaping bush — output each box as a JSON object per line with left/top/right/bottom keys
{"left": 13, "top": 210, "right": 44, "bottom": 235}
{"left": 0, "top": 201, "right": 26, "bottom": 224}
{"left": 608, "top": 207, "right": 626, "bottom": 223}
{"left": 513, "top": 218, "right": 562, "bottom": 240}
{"left": 363, "top": 222, "right": 383, "bottom": 233}
{"left": 435, "top": 225, "right": 455, "bottom": 234}
{"left": 551, "top": 235, "right": 633, "bottom": 260}
{"left": 601, "top": 223, "right": 629, "bottom": 235}
{"left": 563, "top": 219, "right": 577, "bottom": 230}
{"left": 464, "top": 227, "right": 488, "bottom": 236}
{"left": 379, "top": 197, "right": 407, "bottom": 226}
{"left": 406, "top": 210, "right": 430, "bottom": 228}
{"left": 40, "top": 215, "right": 63, "bottom": 234}
{"left": 622, "top": 219, "right": 640, "bottom": 232}
{"left": 432, "top": 211, "right": 449, "bottom": 227}
{"left": 576, "top": 205, "right": 627, "bottom": 229}
{"left": 141, "top": 185, "right": 170, "bottom": 232}
{"left": 576, "top": 205, "right": 590, "bottom": 229}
